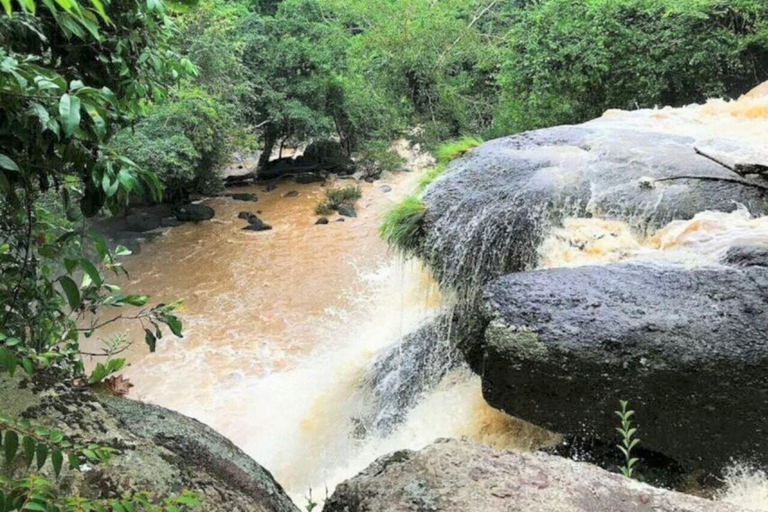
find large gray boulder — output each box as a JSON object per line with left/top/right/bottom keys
{"left": 478, "top": 261, "right": 768, "bottom": 472}
{"left": 0, "top": 374, "right": 298, "bottom": 512}
{"left": 420, "top": 125, "right": 768, "bottom": 295}
{"left": 324, "top": 439, "right": 748, "bottom": 512}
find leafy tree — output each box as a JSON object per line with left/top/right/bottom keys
{"left": 241, "top": 0, "right": 351, "bottom": 169}
{"left": 0, "top": 0, "right": 187, "bottom": 375}
{"left": 110, "top": 89, "right": 235, "bottom": 201}
{"left": 492, "top": 0, "right": 768, "bottom": 134}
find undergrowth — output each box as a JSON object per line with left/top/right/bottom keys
{"left": 379, "top": 195, "right": 427, "bottom": 256}
{"left": 316, "top": 185, "right": 362, "bottom": 215}
{"left": 382, "top": 136, "right": 482, "bottom": 254}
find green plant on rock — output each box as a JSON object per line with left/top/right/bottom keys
{"left": 0, "top": 415, "right": 116, "bottom": 477}
{"left": 379, "top": 195, "right": 426, "bottom": 257}
{"left": 381, "top": 136, "right": 481, "bottom": 256}
{"left": 616, "top": 400, "right": 641, "bottom": 479}
{"left": 315, "top": 185, "right": 362, "bottom": 215}
{"left": 417, "top": 136, "right": 482, "bottom": 192}
{"left": 0, "top": 474, "right": 200, "bottom": 512}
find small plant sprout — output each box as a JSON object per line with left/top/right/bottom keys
{"left": 304, "top": 487, "right": 319, "bottom": 512}
{"left": 616, "top": 399, "right": 640, "bottom": 479}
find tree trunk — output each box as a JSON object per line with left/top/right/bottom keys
{"left": 258, "top": 134, "right": 277, "bottom": 176}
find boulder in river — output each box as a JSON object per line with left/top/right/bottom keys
{"left": 229, "top": 193, "right": 258, "bottom": 202}
{"left": 242, "top": 214, "right": 272, "bottom": 231}
{"left": 315, "top": 217, "right": 329, "bottom": 225}
{"left": 303, "top": 140, "right": 355, "bottom": 175}
{"left": 174, "top": 203, "right": 215, "bottom": 222}
{"left": 324, "top": 439, "right": 745, "bottom": 512}
{"left": 0, "top": 374, "right": 298, "bottom": 512}
{"left": 477, "top": 261, "right": 768, "bottom": 472}
{"left": 337, "top": 204, "right": 357, "bottom": 218}
{"left": 420, "top": 124, "right": 768, "bottom": 294}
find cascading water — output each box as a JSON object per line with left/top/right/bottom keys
{"left": 96, "top": 86, "right": 768, "bottom": 510}
{"left": 94, "top": 167, "right": 555, "bottom": 506}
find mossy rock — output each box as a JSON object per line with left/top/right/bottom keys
{"left": 0, "top": 373, "right": 298, "bottom": 512}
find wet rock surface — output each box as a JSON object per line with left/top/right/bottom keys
{"left": 0, "top": 374, "right": 298, "bottom": 512}
{"left": 174, "top": 203, "right": 215, "bottom": 222}
{"left": 478, "top": 262, "right": 768, "bottom": 472}
{"left": 361, "top": 321, "right": 459, "bottom": 434}
{"left": 229, "top": 193, "right": 258, "bottom": 202}
{"left": 324, "top": 439, "right": 745, "bottom": 512}
{"left": 420, "top": 125, "right": 768, "bottom": 293}
{"left": 337, "top": 204, "right": 357, "bottom": 218}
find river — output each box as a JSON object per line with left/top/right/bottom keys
{"left": 93, "top": 87, "right": 768, "bottom": 509}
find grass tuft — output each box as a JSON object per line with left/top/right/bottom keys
{"left": 379, "top": 195, "right": 426, "bottom": 256}
{"left": 380, "top": 136, "right": 482, "bottom": 254}
{"left": 316, "top": 184, "right": 362, "bottom": 215}
{"left": 417, "top": 136, "right": 483, "bottom": 192}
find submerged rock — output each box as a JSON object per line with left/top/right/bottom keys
{"left": 324, "top": 439, "right": 744, "bottom": 512}
{"left": 283, "top": 190, "right": 299, "bottom": 198}
{"left": 420, "top": 125, "right": 768, "bottom": 294}
{"left": 0, "top": 374, "right": 298, "bottom": 512}
{"left": 477, "top": 262, "right": 768, "bottom": 472}
{"left": 175, "top": 203, "right": 215, "bottom": 222}
{"left": 315, "top": 217, "right": 329, "bottom": 225}
{"left": 337, "top": 204, "right": 357, "bottom": 218}
{"left": 242, "top": 215, "right": 272, "bottom": 232}
{"left": 229, "top": 193, "right": 258, "bottom": 202}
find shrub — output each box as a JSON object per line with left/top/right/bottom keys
{"left": 316, "top": 185, "right": 362, "bottom": 214}
{"left": 379, "top": 195, "right": 426, "bottom": 256}
{"left": 110, "top": 89, "right": 234, "bottom": 202}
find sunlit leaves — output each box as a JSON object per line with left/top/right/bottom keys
{"left": 58, "top": 94, "right": 81, "bottom": 136}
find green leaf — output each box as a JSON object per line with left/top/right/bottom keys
{"left": 165, "top": 315, "right": 183, "bottom": 337}
{"left": 4, "top": 430, "right": 18, "bottom": 464}
{"left": 24, "top": 502, "right": 46, "bottom": 511}
{"left": 79, "top": 258, "right": 103, "bottom": 287}
{"left": 0, "top": 347, "right": 17, "bottom": 376}
{"left": 68, "top": 452, "right": 79, "bottom": 469}
{"left": 0, "top": 154, "right": 19, "bottom": 172}
{"left": 35, "top": 442, "right": 48, "bottom": 470}
{"left": 1, "top": 0, "right": 11, "bottom": 16}
{"left": 124, "top": 294, "right": 149, "bottom": 306}
{"left": 22, "top": 436, "right": 35, "bottom": 466}
{"left": 117, "top": 168, "right": 137, "bottom": 192}
{"left": 59, "top": 93, "right": 82, "bottom": 137}
{"left": 59, "top": 276, "right": 81, "bottom": 310}
{"left": 52, "top": 449, "right": 64, "bottom": 477}
{"left": 144, "top": 329, "right": 156, "bottom": 353}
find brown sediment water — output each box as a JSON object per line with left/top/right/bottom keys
{"left": 92, "top": 167, "right": 546, "bottom": 504}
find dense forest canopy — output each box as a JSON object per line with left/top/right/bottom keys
{"left": 1, "top": 0, "right": 767, "bottom": 506}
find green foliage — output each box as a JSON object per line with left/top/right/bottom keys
{"left": 87, "top": 358, "right": 125, "bottom": 385}
{"left": 0, "top": 415, "right": 115, "bottom": 477}
{"left": 110, "top": 89, "right": 234, "bottom": 201}
{"left": 381, "top": 136, "right": 480, "bottom": 255}
{"left": 0, "top": 474, "right": 200, "bottom": 512}
{"left": 493, "top": 0, "right": 768, "bottom": 134}
{"left": 615, "top": 400, "right": 641, "bottom": 479}
{"left": 379, "top": 195, "right": 426, "bottom": 257}
{"left": 242, "top": 0, "right": 352, "bottom": 168}
{"left": 0, "top": 412, "right": 200, "bottom": 510}
{"left": 0, "top": 0, "right": 186, "bottom": 380}
{"left": 316, "top": 185, "right": 362, "bottom": 214}
{"left": 356, "top": 141, "right": 407, "bottom": 180}
{"left": 417, "top": 136, "right": 482, "bottom": 191}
